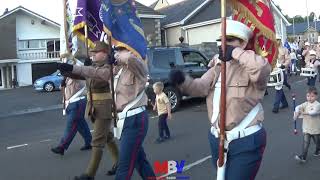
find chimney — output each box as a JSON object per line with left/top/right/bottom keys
{"left": 3, "top": 8, "right": 9, "bottom": 15}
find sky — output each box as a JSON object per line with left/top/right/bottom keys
{"left": 0, "top": 0, "right": 319, "bottom": 24}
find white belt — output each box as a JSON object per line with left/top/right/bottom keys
{"left": 118, "top": 106, "right": 146, "bottom": 120}
{"left": 67, "top": 96, "right": 86, "bottom": 104}
{"left": 211, "top": 123, "right": 262, "bottom": 141}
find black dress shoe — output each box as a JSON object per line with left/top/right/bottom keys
{"left": 51, "top": 146, "right": 64, "bottom": 155}
{"left": 106, "top": 164, "right": 118, "bottom": 176}
{"left": 272, "top": 108, "right": 279, "bottom": 113}
{"left": 80, "top": 145, "right": 92, "bottom": 151}
{"left": 74, "top": 174, "right": 94, "bottom": 180}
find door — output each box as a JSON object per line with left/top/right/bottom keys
{"left": 181, "top": 51, "right": 208, "bottom": 78}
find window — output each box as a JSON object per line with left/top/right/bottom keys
{"left": 40, "top": 40, "right": 46, "bottom": 48}
{"left": 152, "top": 49, "right": 176, "bottom": 68}
{"left": 18, "top": 41, "right": 28, "bottom": 49}
{"left": 47, "top": 40, "right": 60, "bottom": 52}
{"left": 28, "top": 40, "right": 39, "bottom": 49}
{"left": 182, "top": 51, "right": 207, "bottom": 67}
{"left": 18, "top": 40, "right": 47, "bottom": 50}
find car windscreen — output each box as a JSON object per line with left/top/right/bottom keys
{"left": 151, "top": 49, "right": 176, "bottom": 69}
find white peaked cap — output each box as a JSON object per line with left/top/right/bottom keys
{"left": 305, "top": 42, "right": 311, "bottom": 46}
{"left": 217, "top": 20, "right": 253, "bottom": 42}
{"left": 309, "top": 50, "right": 316, "bottom": 55}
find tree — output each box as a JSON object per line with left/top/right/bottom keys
{"left": 293, "top": 16, "right": 305, "bottom": 23}
{"left": 308, "top": 12, "right": 315, "bottom": 22}
{"left": 285, "top": 15, "right": 293, "bottom": 23}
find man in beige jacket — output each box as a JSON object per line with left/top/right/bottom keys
{"left": 170, "top": 20, "right": 271, "bottom": 180}
{"left": 57, "top": 41, "right": 119, "bottom": 180}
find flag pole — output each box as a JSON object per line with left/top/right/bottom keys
{"left": 107, "top": 36, "right": 118, "bottom": 128}
{"left": 84, "top": 25, "right": 89, "bottom": 58}
{"left": 218, "top": 0, "right": 227, "bottom": 168}
{"left": 62, "top": 0, "right": 69, "bottom": 115}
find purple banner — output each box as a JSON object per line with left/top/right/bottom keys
{"left": 73, "top": 0, "right": 104, "bottom": 48}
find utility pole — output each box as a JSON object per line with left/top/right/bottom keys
{"left": 293, "top": 17, "right": 295, "bottom": 41}
{"left": 306, "top": 0, "right": 310, "bottom": 42}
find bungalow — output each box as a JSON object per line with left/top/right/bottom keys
{"left": 151, "top": 0, "right": 290, "bottom": 58}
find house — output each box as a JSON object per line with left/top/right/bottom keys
{"left": 136, "top": 2, "right": 166, "bottom": 47}
{"left": 0, "top": 6, "right": 60, "bottom": 89}
{"left": 0, "top": 4, "right": 164, "bottom": 89}
{"left": 287, "top": 21, "right": 320, "bottom": 45}
{"left": 150, "top": 0, "right": 170, "bottom": 10}
{"left": 154, "top": 0, "right": 290, "bottom": 58}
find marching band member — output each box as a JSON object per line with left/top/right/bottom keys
{"left": 302, "top": 42, "right": 311, "bottom": 68}
{"left": 112, "top": 46, "right": 155, "bottom": 180}
{"left": 51, "top": 75, "right": 92, "bottom": 156}
{"left": 272, "top": 36, "right": 291, "bottom": 113}
{"left": 305, "top": 50, "right": 320, "bottom": 87}
{"left": 170, "top": 20, "right": 271, "bottom": 180}
{"left": 57, "top": 41, "right": 119, "bottom": 180}
{"left": 316, "top": 44, "right": 320, "bottom": 82}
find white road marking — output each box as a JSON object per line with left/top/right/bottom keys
{"left": 158, "top": 155, "right": 212, "bottom": 179}
{"left": 7, "top": 144, "right": 28, "bottom": 150}
{"left": 39, "top": 139, "right": 52, "bottom": 143}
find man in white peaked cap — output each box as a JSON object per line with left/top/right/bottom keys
{"left": 169, "top": 19, "right": 271, "bottom": 180}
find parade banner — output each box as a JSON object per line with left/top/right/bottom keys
{"left": 60, "top": 0, "right": 78, "bottom": 57}
{"left": 284, "top": 41, "right": 291, "bottom": 53}
{"left": 230, "top": 0, "right": 278, "bottom": 67}
{"left": 72, "top": 0, "right": 104, "bottom": 48}
{"left": 100, "top": 0, "right": 147, "bottom": 60}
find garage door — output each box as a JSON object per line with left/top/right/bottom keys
{"left": 31, "top": 63, "right": 57, "bottom": 82}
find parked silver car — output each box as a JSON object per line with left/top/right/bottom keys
{"left": 33, "top": 71, "right": 63, "bottom": 92}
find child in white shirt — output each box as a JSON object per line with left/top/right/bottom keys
{"left": 294, "top": 87, "right": 320, "bottom": 163}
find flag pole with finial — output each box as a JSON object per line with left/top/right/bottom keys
{"left": 217, "top": 0, "right": 227, "bottom": 179}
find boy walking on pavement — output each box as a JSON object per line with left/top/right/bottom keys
{"left": 152, "top": 82, "right": 172, "bottom": 143}
{"left": 294, "top": 87, "right": 320, "bottom": 163}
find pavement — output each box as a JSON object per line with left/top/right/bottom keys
{"left": 0, "top": 76, "right": 319, "bottom": 180}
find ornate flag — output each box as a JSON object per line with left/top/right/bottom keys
{"left": 100, "top": 0, "right": 147, "bottom": 60}
{"left": 60, "top": 0, "right": 78, "bottom": 57}
{"left": 230, "top": 0, "right": 278, "bottom": 67}
{"left": 73, "top": 0, "right": 104, "bottom": 48}
{"left": 284, "top": 41, "right": 291, "bottom": 53}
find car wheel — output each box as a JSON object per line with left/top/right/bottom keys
{"left": 43, "top": 82, "right": 55, "bottom": 92}
{"left": 164, "top": 86, "right": 181, "bottom": 112}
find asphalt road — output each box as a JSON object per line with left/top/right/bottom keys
{"left": 0, "top": 76, "right": 319, "bottom": 180}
